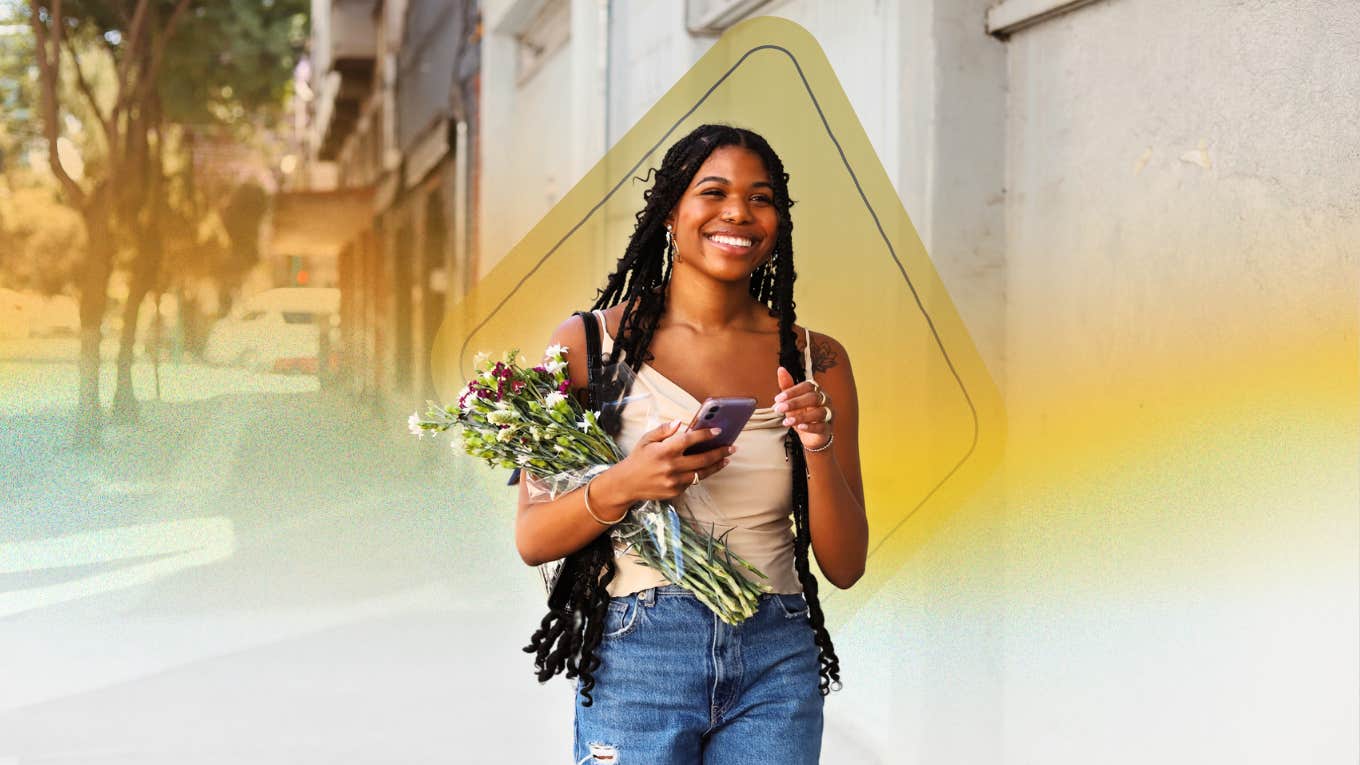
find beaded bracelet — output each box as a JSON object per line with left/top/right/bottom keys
{"left": 804, "top": 432, "right": 835, "bottom": 453}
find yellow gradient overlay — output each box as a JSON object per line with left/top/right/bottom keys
{"left": 433, "top": 17, "right": 1006, "bottom": 620}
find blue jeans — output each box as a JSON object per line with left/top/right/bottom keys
{"left": 573, "top": 584, "right": 824, "bottom": 764}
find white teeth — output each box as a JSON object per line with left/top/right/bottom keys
{"left": 707, "top": 234, "right": 753, "bottom": 248}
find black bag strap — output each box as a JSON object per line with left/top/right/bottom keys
{"left": 576, "top": 309, "right": 603, "bottom": 410}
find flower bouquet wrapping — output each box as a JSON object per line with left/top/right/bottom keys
{"left": 410, "top": 345, "right": 769, "bottom": 624}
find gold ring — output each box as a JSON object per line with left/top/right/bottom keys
{"left": 808, "top": 379, "right": 822, "bottom": 392}
{"left": 822, "top": 408, "right": 833, "bottom": 424}
{"left": 692, "top": 471, "right": 700, "bottom": 486}
{"left": 816, "top": 390, "right": 828, "bottom": 406}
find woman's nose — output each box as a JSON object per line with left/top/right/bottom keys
{"left": 722, "top": 197, "right": 753, "bottom": 222}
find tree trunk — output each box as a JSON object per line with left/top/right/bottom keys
{"left": 72, "top": 183, "right": 114, "bottom": 449}
{"left": 110, "top": 261, "right": 153, "bottom": 424}
{"left": 111, "top": 100, "right": 164, "bottom": 425}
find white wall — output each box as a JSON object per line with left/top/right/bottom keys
{"left": 996, "top": 0, "right": 1359, "bottom": 762}
{"left": 478, "top": 0, "right": 608, "bottom": 277}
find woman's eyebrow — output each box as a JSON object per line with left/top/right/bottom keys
{"left": 693, "top": 175, "right": 774, "bottom": 189}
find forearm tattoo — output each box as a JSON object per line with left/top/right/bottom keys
{"left": 810, "top": 334, "right": 838, "bottom": 374}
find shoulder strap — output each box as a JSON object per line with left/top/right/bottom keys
{"left": 575, "top": 309, "right": 603, "bottom": 411}
{"left": 507, "top": 310, "right": 602, "bottom": 486}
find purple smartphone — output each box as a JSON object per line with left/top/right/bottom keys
{"left": 682, "top": 396, "right": 758, "bottom": 456}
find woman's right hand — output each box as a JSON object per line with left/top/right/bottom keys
{"left": 610, "top": 419, "right": 735, "bottom": 502}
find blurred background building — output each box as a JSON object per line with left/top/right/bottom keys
{"left": 278, "top": 0, "right": 482, "bottom": 412}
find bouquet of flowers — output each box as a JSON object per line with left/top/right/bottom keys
{"left": 409, "top": 345, "right": 769, "bottom": 624}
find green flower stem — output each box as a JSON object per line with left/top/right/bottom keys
{"left": 628, "top": 525, "right": 760, "bottom": 622}
{"left": 679, "top": 528, "right": 767, "bottom": 581}
{"left": 625, "top": 532, "right": 749, "bottom": 623}
{"left": 676, "top": 528, "right": 767, "bottom": 599}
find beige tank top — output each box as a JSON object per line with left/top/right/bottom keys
{"left": 591, "top": 309, "right": 809, "bottom": 597}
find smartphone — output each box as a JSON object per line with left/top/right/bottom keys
{"left": 682, "top": 396, "right": 758, "bottom": 456}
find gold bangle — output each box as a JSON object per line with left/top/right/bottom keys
{"left": 583, "top": 477, "right": 626, "bottom": 526}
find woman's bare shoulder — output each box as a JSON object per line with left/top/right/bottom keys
{"left": 545, "top": 312, "right": 593, "bottom": 400}
{"left": 802, "top": 328, "right": 849, "bottom": 376}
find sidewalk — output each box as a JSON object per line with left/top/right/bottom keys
{"left": 0, "top": 359, "right": 572, "bottom": 762}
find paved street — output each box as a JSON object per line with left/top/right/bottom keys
{"left": 0, "top": 340, "right": 573, "bottom": 762}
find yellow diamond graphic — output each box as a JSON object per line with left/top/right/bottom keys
{"left": 433, "top": 16, "right": 1005, "bottom": 622}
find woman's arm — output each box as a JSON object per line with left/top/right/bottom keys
{"left": 790, "top": 332, "right": 868, "bottom": 589}
{"left": 513, "top": 314, "right": 731, "bottom": 566}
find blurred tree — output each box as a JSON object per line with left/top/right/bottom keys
{"left": 217, "top": 181, "right": 270, "bottom": 294}
{"left": 110, "top": 1, "right": 306, "bottom": 423}
{"left": 0, "top": 7, "right": 40, "bottom": 188}
{"left": 23, "top": 0, "right": 194, "bottom": 443}
{"left": 0, "top": 186, "right": 85, "bottom": 295}
{"left": 16, "top": 0, "right": 305, "bottom": 432}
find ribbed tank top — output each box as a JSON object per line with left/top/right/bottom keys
{"left": 591, "top": 309, "right": 810, "bottom": 597}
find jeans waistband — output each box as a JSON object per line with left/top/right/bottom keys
{"left": 634, "top": 584, "right": 801, "bottom": 607}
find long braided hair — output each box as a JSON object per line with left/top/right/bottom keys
{"left": 523, "top": 123, "right": 842, "bottom": 705}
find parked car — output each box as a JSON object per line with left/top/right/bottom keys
{"left": 204, "top": 287, "right": 339, "bottom": 373}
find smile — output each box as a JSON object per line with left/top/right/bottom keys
{"left": 704, "top": 232, "right": 758, "bottom": 253}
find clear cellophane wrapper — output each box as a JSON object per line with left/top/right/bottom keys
{"left": 523, "top": 354, "right": 766, "bottom": 623}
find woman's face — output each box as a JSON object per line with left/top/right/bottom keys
{"left": 665, "top": 145, "right": 780, "bottom": 283}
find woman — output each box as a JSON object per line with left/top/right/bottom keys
{"left": 515, "top": 124, "right": 868, "bottom": 763}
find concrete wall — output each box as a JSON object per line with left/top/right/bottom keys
{"left": 479, "top": 0, "right": 608, "bottom": 277}
{"left": 993, "top": 0, "right": 1359, "bottom": 761}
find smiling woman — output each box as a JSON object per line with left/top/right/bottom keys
{"left": 512, "top": 124, "right": 869, "bottom": 764}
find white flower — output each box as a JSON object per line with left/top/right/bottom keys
{"left": 497, "top": 427, "right": 518, "bottom": 443}
{"left": 517, "top": 454, "right": 532, "bottom": 466}
{"left": 544, "top": 343, "right": 568, "bottom": 359}
{"left": 473, "top": 351, "right": 491, "bottom": 367}
{"left": 544, "top": 391, "right": 567, "bottom": 409}
{"left": 544, "top": 358, "right": 567, "bottom": 375}
{"left": 408, "top": 412, "right": 425, "bottom": 438}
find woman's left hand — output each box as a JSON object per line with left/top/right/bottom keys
{"left": 773, "top": 366, "right": 833, "bottom": 451}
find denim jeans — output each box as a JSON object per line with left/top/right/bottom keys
{"left": 573, "top": 584, "right": 824, "bottom": 764}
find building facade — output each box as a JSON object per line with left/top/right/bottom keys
{"left": 295, "top": 0, "right": 482, "bottom": 416}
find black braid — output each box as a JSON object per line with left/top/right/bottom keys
{"left": 524, "top": 123, "right": 842, "bottom": 706}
